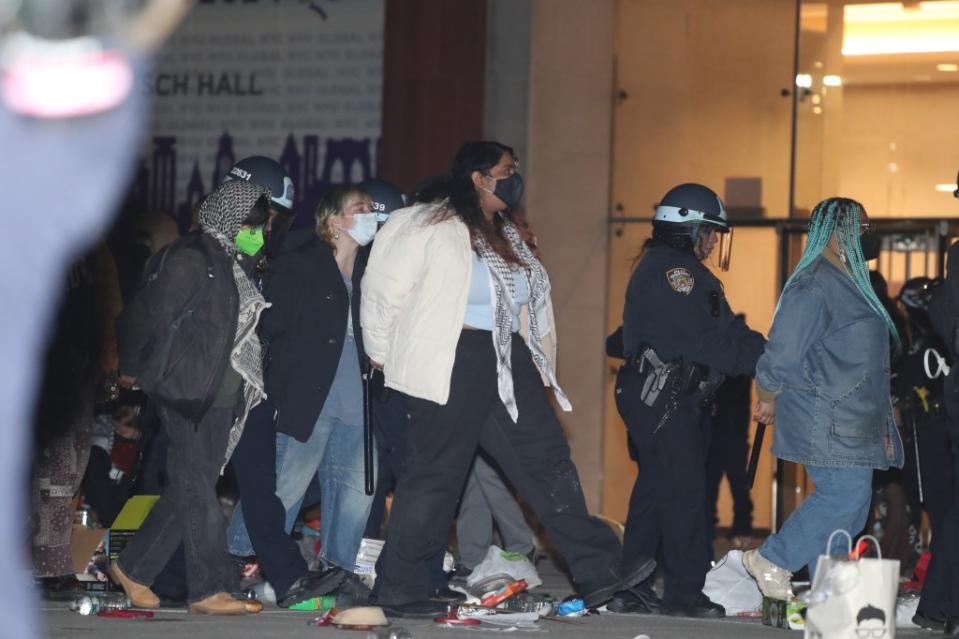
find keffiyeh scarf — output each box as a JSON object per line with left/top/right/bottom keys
{"left": 198, "top": 180, "right": 271, "bottom": 465}
{"left": 473, "top": 222, "right": 571, "bottom": 422}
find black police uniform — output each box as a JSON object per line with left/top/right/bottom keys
{"left": 892, "top": 326, "right": 954, "bottom": 535}
{"left": 616, "top": 241, "right": 765, "bottom": 608}
{"left": 916, "top": 244, "right": 959, "bottom": 630}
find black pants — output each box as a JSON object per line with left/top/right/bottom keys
{"left": 229, "top": 398, "right": 307, "bottom": 597}
{"left": 705, "top": 419, "right": 753, "bottom": 540}
{"left": 918, "top": 496, "right": 959, "bottom": 619}
{"left": 617, "top": 364, "right": 710, "bottom": 606}
{"left": 915, "top": 413, "right": 956, "bottom": 535}
{"left": 118, "top": 404, "right": 236, "bottom": 602}
{"left": 364, "top": 390, "right": 448, "bottom": 593}
{"left": 372, "top": 331, "right": 622, "bottom": 605}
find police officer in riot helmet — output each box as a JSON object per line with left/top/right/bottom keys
{"left": 359, "top": 178, "right": 407, "bottom": 227}
{"left": 912, "top": 169, "right": 959, "bottom": 633}
{"left": 223, "top": 156, "right": 296, "bottom": 260}
{"left": 610, "top": 183, "right": 765, "bottom": 618}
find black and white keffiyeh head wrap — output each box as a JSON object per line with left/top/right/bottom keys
{"left": 472, "top": 222, "right": 571, "bottom": 422}
{"left": 198, "top": 180, "right": 271, "bottom": 465}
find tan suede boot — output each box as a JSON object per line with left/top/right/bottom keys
{"left": 188, "top": 592, "right": 248, "bottom": 615}
{"left": 108, "top": 562, "right": 160, "bottom": 609}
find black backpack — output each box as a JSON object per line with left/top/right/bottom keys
{"left": 128, "top": 234, "right": 216, "bottom": 398}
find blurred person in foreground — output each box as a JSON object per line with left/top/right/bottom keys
{"left": 1, "top": 1, "right": 189, "bottom": 635}
{"left": 744, "top": 197, "right": 904, "bottom": 600}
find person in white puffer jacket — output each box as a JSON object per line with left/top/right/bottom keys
{"left": 360, "top": 140, "right": 654, "bottom": 619}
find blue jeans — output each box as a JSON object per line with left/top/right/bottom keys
{"left": 759, "top": 465, "right": 873, "bottom": 579}
{"left": 228, "top": 413, "right": 373, "bottom": 571}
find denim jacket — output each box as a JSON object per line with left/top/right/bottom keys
{"left": 756, "top": 255, "right": 904, "bottom": 470}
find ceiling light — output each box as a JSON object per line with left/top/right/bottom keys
{"left": 936, "top": 183, "right": 957, "bottom": 192}
{"left": 812, "top": 106, "right": 823, "bottom": 114}
{"left": 811, "top": 94, "right": 821, "bottom": 104}
{"left": 843, "top": 2, "right": 959, "bottom": 56}
{"left": 796, "top": 74, "right": 813, "bottom": 88}
{"left": 938, "top": 63, "right": 959, "bottom": 71}
{"left": 823, "top": 75, "right": 843, "bottom": 86}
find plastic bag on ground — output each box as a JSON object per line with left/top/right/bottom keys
{"left": 466, "top": 545, "right": 542, "bottom": 590}
{"left": 702, "top": 549, "right": 762, "bottom": 615}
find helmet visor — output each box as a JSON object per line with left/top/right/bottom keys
{"left": 716, "top": 227, "right": 733, "bottom": 271}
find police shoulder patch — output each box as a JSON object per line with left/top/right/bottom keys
{"left": 665, "top": 267, "right": 695, "bottom": 295}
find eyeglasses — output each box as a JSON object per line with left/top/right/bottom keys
{"left": 854, "top": 628, "right": 886, "bottom": 638}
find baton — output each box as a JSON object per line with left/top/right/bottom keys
{"left": 747, "top": 422, "right": 766, "bottom": 490}
{"left": 362, "top": 361, "right": 375, "bottom": 496}
{"left": 910, "top": 408, "right": 924, "bottom": 503}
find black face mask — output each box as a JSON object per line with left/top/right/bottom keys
{"left": 489, "top": 173, "right": 525, "bottom": 210}
{"left": 265, "top": 209, "right": 295, "bottom": 257}
{"left": 860, "top": 233, "right": 881, "bottom": 261}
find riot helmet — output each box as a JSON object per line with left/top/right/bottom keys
{"left": 899, "top": 276, "right": 935, "bottom": 311}
{"left": 359, "top": 178, "right": 406, "bottom": 225}
{"left": 223, "top": 156, "right": 294, "bottom": 257}
{"left": 899, "top": 276, "right": 939, "bottom": 331}
{"left": 223, "top": 156, "right": 294, "bottom": 212}
{"left": 652, "top": 183, "right": 732, "bottom": 270}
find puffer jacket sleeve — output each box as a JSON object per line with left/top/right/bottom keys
{"left": 755, "top": 280, "right": 828, "bottom": 397}
{"left": 360, "top": 209, "right": 429, "bottom": 366}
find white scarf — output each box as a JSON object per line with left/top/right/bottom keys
{"left": 472, "top": 222, "right": 571, "bottom": 421}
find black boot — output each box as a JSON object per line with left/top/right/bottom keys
{"left": 945, "top": 616, "right": 959, "bottom": 636}
{"left": 912, "top": 608, "right": 946, "bottom": 632}
{"left": 607, "top": 581, "right": 664, "bottom": 615}
{"left": 380, "top": 599, "right": 449, "bottom": 618}
{"left": 432, "top": 586, "right": 467, "bottom": 604}
{"left": 276, "top": 567, "right": 345, "bottom": 608}
{"left": 663, "top": 593, "right": 725, "bottom": 618}
{"left": 578, "top": 557, "right": 656, "bottom": 609}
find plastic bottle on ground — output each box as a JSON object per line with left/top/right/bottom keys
{"left": 365, "top": 627, "right": 412, "bottom": 639}
{"left": 70, "top": 592, "right": 131, "bottom": 616}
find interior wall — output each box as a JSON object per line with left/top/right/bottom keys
{"left": 525, "top": 0, "right": 617, "bottom": 513}
{"left": 484, "top": 0, "right": 531, "bottom": 166}
{"left": 839, "top": 84, "right": 959, "bottom": 217}
{"left": 380, "top": 0, "right": 487, "bottom": 193}
{"left": 605, "top": 0, "right": 797, "bottom": 529}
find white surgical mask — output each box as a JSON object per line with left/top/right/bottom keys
{"left": 346, "top": 212, "right": 378, "bottom": 246}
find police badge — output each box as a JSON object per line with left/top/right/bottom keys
{"left": 666, "top": 267, "right": 695, "bottom": 295}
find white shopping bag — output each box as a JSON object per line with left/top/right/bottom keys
{"left": 702, "top": 549, "right": 762, "bottom": 615}
{"left": 803, "top": 531, "right": 900, "bottom": 639}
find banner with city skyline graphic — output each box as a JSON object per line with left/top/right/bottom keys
{"left": 126, "top": 0, "right": 384, "bottom": 231}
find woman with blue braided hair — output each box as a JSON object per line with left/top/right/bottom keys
{"left": 743, "top": 197, "right": 905, "bottom": 600}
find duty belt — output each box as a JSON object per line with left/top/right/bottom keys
{"left": 626, "top": 345, "right": 725, "bottom": 408}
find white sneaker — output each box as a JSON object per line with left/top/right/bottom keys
{"left": 742, "top": 549, "right": 793, "bottom": 600}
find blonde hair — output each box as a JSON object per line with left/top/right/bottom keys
{"left": 314, "top": 186, "right": 371, "bottom": 247}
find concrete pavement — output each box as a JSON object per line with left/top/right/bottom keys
{"left": 43, "top": 556, "right": 931, "bottom": 639}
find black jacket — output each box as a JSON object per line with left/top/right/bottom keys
{"left": 622, "top": 242, "right": 765, "bottom": 377}
{"left": 262, "top": 229, "right": 368, "bottom": 442}
{"left": 116, "top": 233, "right": 238, "bottom": 422}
